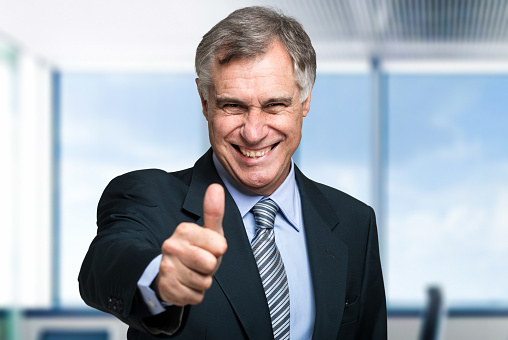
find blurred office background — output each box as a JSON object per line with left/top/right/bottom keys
{"left": 1, "top": 0, "right": 508, "bottom": 339}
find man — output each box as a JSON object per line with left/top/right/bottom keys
{"left": 79, "top": 6, "right": 386, "bottom": 340}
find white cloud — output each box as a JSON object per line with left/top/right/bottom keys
{"left": 387, "top": 157, "right": 508, "bottom": 304}
{"left": 300, "top": 161, "right": 370, "bottom": 204}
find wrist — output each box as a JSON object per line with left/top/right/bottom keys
{"left": 150, "top": 275, "right": 163, "bottom": 302}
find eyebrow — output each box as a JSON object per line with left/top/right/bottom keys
{"left": 215, "top": 96, "right": 293, "bottom": 107}
{"left": 263, "top": 96, "right": 293, "bottom": 106}
{"left": 215, "top": 97, "right": 245, "bottom": 107}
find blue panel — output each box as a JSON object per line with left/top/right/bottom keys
{"left": 40, "top": 330, "right": 108, "bottom": 340}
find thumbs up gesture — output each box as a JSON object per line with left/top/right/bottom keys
{"left": 155, "top": 184, "right": 228, "bottom": 306}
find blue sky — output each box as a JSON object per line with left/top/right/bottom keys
{"left": 386, "top": 74, "right": 508, "bottom": 306}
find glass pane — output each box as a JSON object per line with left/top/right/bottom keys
{"left": 299, "top": 74, "right": 371, "bottom": 204}
{"left": 0, "top": 43, "right": 16, "bottom": 307}
{"left": 60, "top": 73, "right": 208, "bottom": 306}
{"left": 387, "top": 74, "right": 508, "bottom": 308}
{"left": 1, "top": 47, "right": 52, "bottom": 308}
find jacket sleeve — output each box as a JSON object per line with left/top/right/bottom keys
{"left": 78, "top": 170, "right": 185, "bottom": 335}
{"left": 355, "top": 207, "right": 387, "bottom": 339}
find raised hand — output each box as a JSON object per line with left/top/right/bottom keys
{"left": 155, "top": 184, "right": 228, "bottom": 306}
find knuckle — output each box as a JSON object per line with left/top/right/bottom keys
{"left": 162, "top": 238, "right": 179, "bottom": 254}
{"left": 192, "top": 272, "right": 213, "bottom": 291}
{"left": 194, "top": 252, "right": 216, "bottom": 273}
{"left": 204, "top": 257, "right": 217, "bottom": 273}
{"left": 202, "top": 276, "right": 213, "bottom": 290}
{"left": 180, "top": 290, "right": 196, "bottom": 305}
{"left": 177, "top": 222, "right": 194, "bottom": 236}
{"left": 218, "top": 238, "right": 228, "bottom": 254}
{"left": 189, "top": 292, "right": 204, "bottom": 305}
{"left": 159, "top": 258, "right": 175, "bottom": 274}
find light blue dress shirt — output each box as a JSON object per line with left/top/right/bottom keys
{"left": 213, "top": 154, "right": 315, "bottom": 340}
{"left": 138, "top": 154, "right": 315, "bottom": 339}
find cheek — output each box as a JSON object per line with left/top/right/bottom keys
{"left": 275, "top": 115, "right": 303, "bottom": 138}
{"left": 209, "top": 116, "right": 237, "bottom": 142}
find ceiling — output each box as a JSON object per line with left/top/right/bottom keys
{"left": 1, "top": 0, "right": 508, "bottom": 71}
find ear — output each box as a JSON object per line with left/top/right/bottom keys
{"left": 302, "top": 91, "right": 312, "bottom": 117}
{"left": 196, "top": 78, "right": 209, "bottom": 120}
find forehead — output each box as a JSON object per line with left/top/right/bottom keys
{"left": 210, "top": 41, "right": 296, "bottom": 93}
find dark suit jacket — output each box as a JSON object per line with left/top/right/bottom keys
{"left": 79, "top": 149, "right": 387, "bottom": 339}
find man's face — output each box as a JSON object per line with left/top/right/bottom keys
{"left": 198, "top": 40, "right": 311, "bottom": 196}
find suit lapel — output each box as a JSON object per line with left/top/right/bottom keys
{"left": 296, "top": 167, "right": 348, "bottom": 340}
{"left": 183, "top": 150, "right": 273, "bottom": 339}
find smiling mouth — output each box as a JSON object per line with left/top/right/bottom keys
{"left": 233, "top": 143, "right": 279, "bottom": 158}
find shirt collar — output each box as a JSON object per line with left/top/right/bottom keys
{"left": 212, "top": 153, "right": 300, "bottom": 232}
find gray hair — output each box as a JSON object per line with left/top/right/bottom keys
{"left": 195, "top": 6, "right": 316, "bottom": 103}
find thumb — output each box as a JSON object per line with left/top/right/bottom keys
{"left": 203, "top": 183, "right": 225, "bottom": 235}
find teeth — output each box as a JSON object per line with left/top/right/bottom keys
{"left": 240, "top": 147, "right": 271, "bottom": 158}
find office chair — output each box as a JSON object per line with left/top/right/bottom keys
{"left": 419, "top": 286, "right": 446, "bottom": 340}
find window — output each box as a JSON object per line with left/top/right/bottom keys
{"left": 58, "top": 68, "right": 508, "bottom": 310}
{"left": 299, "top": 73, "right": 371, "bottom": 204}
{"left": 59, "top": 73, "right": 208, "bottom": 306}
{"left": 299, "top": 69, "right": 508, "bottom": 310}
{"left": 0, "top": 40, "right": 16, "bottom": 307}
{"left": 386, "top": 74, "right": 508, "bottom": 308}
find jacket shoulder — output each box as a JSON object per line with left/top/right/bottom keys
{"left": 110, "top": 167, "right": 192, "bottom": 186}
{"left": 106, "top": 167, "right": 192, "bottom": 193}
{"left": 98, "top": 167, "right": 194, "bottom": 213}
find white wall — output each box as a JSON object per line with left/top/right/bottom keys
{"left": 21, "top": 314, "right": 128, "bottom": 340}
{"left": 389, "top": 316, "right": 508, "bottom": 340}
{"left": 11, "top": 314, "right": 508, "bottom": 340}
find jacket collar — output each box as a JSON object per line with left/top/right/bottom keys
{"left": 295, "top": 166, "right": 348, "bottom": 340}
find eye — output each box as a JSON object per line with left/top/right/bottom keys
{"left": 264, "top": 103, "right": 286, "bottom": 113}
{"left": 222, "top": 103, "right": 245, "bottom": 114}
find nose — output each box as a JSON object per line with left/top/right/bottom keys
{"left": 241, "top": 108, "right": 268, "bottom": 145}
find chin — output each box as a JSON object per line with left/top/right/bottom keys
{"left": 240, "top": 174, "right": 279, "bottom": 194}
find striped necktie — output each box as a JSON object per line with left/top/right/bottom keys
{"left": 251, "top": 199, "right": 290, "bottom": 340}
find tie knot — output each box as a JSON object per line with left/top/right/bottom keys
{"left": 252, "top": 199, "right": 279, "bottom": 230}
